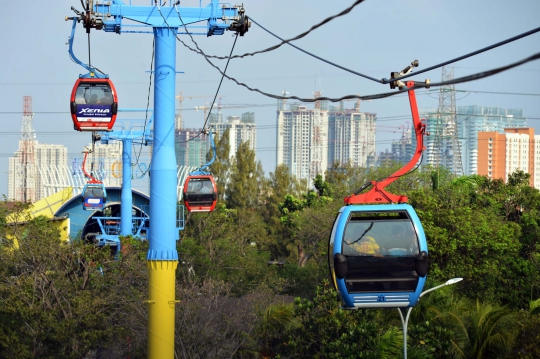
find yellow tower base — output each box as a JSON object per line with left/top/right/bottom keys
{"left": 146, "top": 260, "right": 178, "bottom": 359}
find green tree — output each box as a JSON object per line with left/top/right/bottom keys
{"left": 274, "top": 282, "right": 382, "bottom": 358}
{"left": 261, "top": 164, "right": 306, "bottom": 259}
{"left": 446, "top": 300, "right": 520, "bottom": 359}
{"left": 410, "top": 176, "right": 535, "bottom": 307}
{"left": 513, "top": 299, "right": 540, "bottom": 358}
{"left": 209, "top": 128, "right": 231, "bottom": 203}
{"left": 0, "top": 215, "right": 148, "bottom": 358}
{"left": 180, "top": 205, "right": 283, "bottom": 296}
{"left": 226, "top": 140, "right": 261, "bottom": 209}
{"left": 325, "top": 161, "right": 360, "bottom": 200}
{"left": 278, "top": 176, "right": 336, "bottom": 267}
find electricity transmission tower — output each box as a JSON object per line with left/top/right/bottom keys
{"left": 434, "top": 67, "right": 463, "bottom": 176}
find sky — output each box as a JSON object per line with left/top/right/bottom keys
{"left": 1, "top": 0, "right": 539, "bottom": 197}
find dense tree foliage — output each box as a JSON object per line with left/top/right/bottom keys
{"left": 2, "top": 150, "right": 540, "bottom": 357}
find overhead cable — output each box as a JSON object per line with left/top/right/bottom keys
{"left": 172, "top": 0, "right": 367, "bottom": 61}
{"left": 170, "top": 2, "right": 239, "bottom": 144}
{"left": 190, "top": 49, "right": 540, "bottom": 102}
{"left": 250, "top": 20, "right": 540, "bottom": 85}
{"left": 157, "top": 2, "right": 540, "bottom": 103}
{"left": 388, "top": 25, "right": 540, "bottom": 84}
{"left": 249, "top": 17, "right": 379, "bottom": 83}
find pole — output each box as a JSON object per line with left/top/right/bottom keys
{"left": 146, "top": 26, "right": 179, "bottom": 359}
{"left": 121, "top": 138, "right": 133, "bottom": 236}
{"left": 397, "top": 278, "right": 463, "bottom": 359}
{"left": 397, "top": 307, "right": 413, "bottom": 359}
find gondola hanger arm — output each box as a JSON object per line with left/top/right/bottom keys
{"left": 81, "top": 149, "right": 101, "bottom": 184}
{"left": 345, "top": 61, "right": 430, "bottom": 205}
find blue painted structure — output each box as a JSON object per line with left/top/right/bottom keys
{"left": 329, "top": 204, "right": 429, "bottom": 309}
{"left": 66, "top": 1, "right": 249, "bottom": 355}
{"left": 55, "top": 187, "right": 150, "bottom": 240}
{"left": 100, "top": 119, "right": 154, "bottom": 237}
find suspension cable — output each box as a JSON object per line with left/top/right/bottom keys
{"left": 250, "top": 17, "right": 380, "bottom": 83}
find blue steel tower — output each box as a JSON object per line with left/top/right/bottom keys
{"left": 66, "top": 2, "right": 249, "bottom": 357}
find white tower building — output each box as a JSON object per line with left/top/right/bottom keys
{"left": 212, "top": 112, "right": 257, "bottom": 158}
{"left": 276, "top": 102, "right": 328, "bottom": 185}
{"left": 328, "top": 101, "right": 376, "bottom": 168}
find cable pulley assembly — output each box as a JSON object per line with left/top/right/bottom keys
{"left": 229, "top": 7, "right": 250, "bottom": 36}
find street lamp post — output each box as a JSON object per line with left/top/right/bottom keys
{"left": 397, "top": 278, "right": 463, "bottom": 359}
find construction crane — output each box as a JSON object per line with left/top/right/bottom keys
{"left": 195, "top": 99, "right": 254, "bottom": 124}
{"left": 194, "top": 102, "right": 217, "bottom": 124}
{"left": 175, "top": 92, "right": 225, "bottom": 130}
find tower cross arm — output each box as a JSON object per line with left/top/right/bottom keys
{"left": 94, "top": 0, "right": 246, "bottom": 35}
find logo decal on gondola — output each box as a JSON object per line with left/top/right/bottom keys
{"left": 76, "top": 104, "right": 112, "bottom": 118}
{"left": 79, "top": 108, "right": 110, "bottom": 114}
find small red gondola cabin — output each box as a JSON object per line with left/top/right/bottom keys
{"left": 70, "top": 78, "right": 118, "bottom": 131}
{"left": 183, "top": 175, "right": 218, "bottom": 212}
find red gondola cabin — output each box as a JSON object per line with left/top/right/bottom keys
{"left": 183, "top": 175, "right": 218, "bottom": 212}
{"left": 70, "top": 78, "right": 118, "bottom": 131}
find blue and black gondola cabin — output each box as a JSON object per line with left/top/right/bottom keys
{"left": 329, "top": 204, "right": 429, "bottom": 309}
{"left": 82, "top": 183, "right": 107, "bottom": 211}
{"left": 70, "top": 78, "right": 118, "bottom": 132}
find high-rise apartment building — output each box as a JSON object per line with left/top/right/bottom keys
{"left": 175, "top": 129, "right": 208, "bottom": 167}
{"left": 8, "top": 142, "right": 68, "bottom": 201}
{"left": 212, "top": 112, "right": 257, "bottom": 158}
{"left": 328, "top": 106, "right": 376, "bottom": 168}
{"left": 175, "top": 111, "right": 256, "bottom": 167}
{"left": 478, "top": 128, "right": 540, "bottom": 189}
{"left": 276, "top": 102, "right": 328, "bottom": 185}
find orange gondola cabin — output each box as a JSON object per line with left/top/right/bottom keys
{"left": 70, "top": 78, "right": 118, "bottom": 131}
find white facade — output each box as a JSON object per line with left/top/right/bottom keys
{"left": 8, "top": 141, "right": 68, "bottom": 201}
{"left": 33, "top": 141, "right": 124, "bottom": 199}
{"left": 505, "top": 133, "right": 529, "bottom": 181}
{"left": 328, "top": 111, "right": 376, "bottom": 168}
{"left": 212, "top": 114, "right": 257, "bottom": 159}
{"left": 534, "top": 135, "right": 540, "bottom": 189}
{"left": 276, "top": 105, "right": 328, "bottom": 185}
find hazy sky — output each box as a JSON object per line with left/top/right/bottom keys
{"left": 1, "top": 0, "right": 539, "bottom": 197}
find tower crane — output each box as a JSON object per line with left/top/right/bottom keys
{"left": 194, "top": 102, "right": 217, "bottom": 123}
{"left": 175, "top": 92, "right": 225, "bottom": 129}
